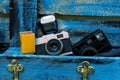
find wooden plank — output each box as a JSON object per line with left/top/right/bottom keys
{"left": 55, "top": 13, "right": 120, "bottom": 21}
{"left": 0, "top": 17, "right": 9, "bottom": 43}
{"left": 38, "top": 0, "right": 120, "bottom": 16}
{"left": 57, "top": 20, "right": 120, "bottom": 34}
{"left": 58, "top": 20, "right": 120, "bottom": 47}
{"left": 37, "top": 0, "right": 120, "bottom": 47}
{"left": 0, "top": 0, "right": 9, "bottom": 44}
{"left": 10, "top": 0, "right": 37, "bottom": 46}
{"left": 1, "top": 0, "right": 120, "bottom": 48}
{"left": 0, "top": 47, "right": 120, "bottom": 80}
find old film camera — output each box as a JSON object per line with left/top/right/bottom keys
{"left": 35, "top": 15, "right": 73, "bottom": 55}
{"left": 72, "top": 29, "right": 112, "bottom": 56}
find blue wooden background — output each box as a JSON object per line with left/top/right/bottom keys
{"left": 0, "top": 0, "right": 9, "bottom": 43}
{"left": 38, "top": 0, "right": 120, "bottom": 47}
{"left": 1, "top": 0, "right": 120, "bottom": 47}
{"left": 9, "top": 0, "right": 37, "bottom": 46}
{"left": 0, "top": 47, "right": 119, "bottom": 80}
{"left": 0, "top": 1, "right": 120, "bottom": 80}
{"left": 39, "top": 0, "right": 120, "bottom": 16}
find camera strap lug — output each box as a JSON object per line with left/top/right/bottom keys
{"left": 77, "top": 61, "right": 94, "bottom": 80}
{"left": 7, "top": 59, "right": 24, "bottom": 80}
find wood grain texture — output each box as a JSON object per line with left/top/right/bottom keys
{"left": 0, "top": 1, "right": 120, "bottom": 80}
{"left": 0, "top": 0, "right": 9, "bottom": 43}
{"left": 0, "top": 47, "right": 119, "bottom": 80}
{"left": 8, "top": 0, "right": 120, "bottom": 47}
{"left": 10, "top": 0, "right": 37, "bottom": 46}
{"left": 38, "top": 0, "right": 120, "bottom": 16}
{"left": 0, "top": 17, "right": 9, "bottom": 43}
{"left": 37, "top": 0, "right": 120, "bottom": 47}
{"left": 56, "top": 19, "right": 120, "bottom": 46}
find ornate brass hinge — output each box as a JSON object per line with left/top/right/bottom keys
{"left": 7, "top": 59, "right": 24, "bottom": 80}
{"left": 77, "top": 61, "right": 94, "bottom": 80}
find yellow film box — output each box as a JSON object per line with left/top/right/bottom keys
{"left": 20, "top": 31, "right": 35, "bottom": 54}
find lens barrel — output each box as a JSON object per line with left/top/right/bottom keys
{"left": 45, "top": 39, "right": 63, "bottom": 55}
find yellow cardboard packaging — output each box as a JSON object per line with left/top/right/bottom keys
{"left": 20, "top": 31, "right": 35, "bottom": 54}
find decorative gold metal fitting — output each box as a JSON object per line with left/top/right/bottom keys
{"left": 7, "top": 59, "right": 24, "bottom": 80}
{"left": 77, "top": 61, "right": 94, "bottom": 80}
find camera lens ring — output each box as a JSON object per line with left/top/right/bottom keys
{"left": 45, "top": 39, "right": 63, "bottom": 55}
{"left": 80, "top": 45, "right": 98, "bottom": 56}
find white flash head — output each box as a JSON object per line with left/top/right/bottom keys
{"left": 40, "top": 15, "right": 58, "bottom": 34}
{"left": 41, "top": 15, "right": 55, "bottom": 24}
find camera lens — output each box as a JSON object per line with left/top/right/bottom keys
{"left": 80, "top": 46, "right": 98, "bottom": 56}
{"left": 45, "top": 39, "right": 63, "bottom": 55}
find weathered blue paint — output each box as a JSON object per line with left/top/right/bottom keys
{"left": 0, "top": 17, "right": 9, "bottom": 43}
{"left": 37, "top": 0, "right": 120, "bottom": 47}
{"left": 10, "top": 0, "right": 37, "bottom": 46}
{"left": 0, "top": 47, "right": 119, "bottom": 80}
{"left": 24, "top": 0, "right": 37, "bottom": 32}
{"left": 0, "top": 0, "right": 117, "bottom": 47}
{"left": 0, "top": 0, "right": 9, "bottom": 43}
{"left": 39, "top": 0, "right": 120, "bottom": 16}
{"left": 56, "top": 19, "right": 120, "bottom": 46}
{"left": 0, "top": 0, "right": 9, "bottom": 14}
{"left": 9, "top": 0, "right": 24, "bottom": 46}
{"left": 0, "top": 1, "right": 120, "bottom": 79}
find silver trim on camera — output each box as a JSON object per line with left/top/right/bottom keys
{"left": 60, "top": 52, "right": 73, "bottom": 56}
{"left": 36, "top": 31, "right": 69, "bottom": 45}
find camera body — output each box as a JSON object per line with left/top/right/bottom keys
{"left": 35, "top": 31, "right": 73, "bottom": 55}
{"left": 72, "top": 29, "right": 112, "bottom": 56}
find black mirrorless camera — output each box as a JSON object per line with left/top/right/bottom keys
{"left": 72, "top": 29, "right": 112, "bottom": 56}
{"left": 35, "top": 15, "right": 73, "bottom": 55}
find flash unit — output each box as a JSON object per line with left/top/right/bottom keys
{"left": 40, "top": 15, "right": 58, "bottom": 34}
{"left": 41, "top": 15, "right": 55, "bottom": 24}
